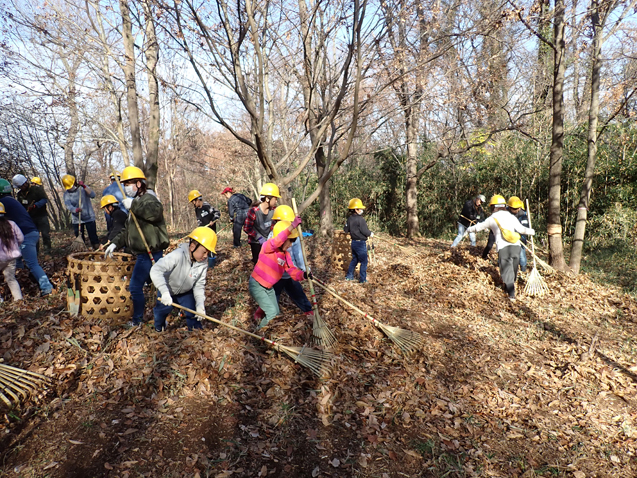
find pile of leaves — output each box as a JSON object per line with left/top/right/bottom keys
{"left": 1, "top": 231, "right": 637, "bottom": 477}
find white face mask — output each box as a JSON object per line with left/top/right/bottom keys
{"left": 124, "top": 184, "right": 137, "bottom": 198}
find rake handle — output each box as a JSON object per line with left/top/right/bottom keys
{"left": 112, "top": 168, "right": 156, "bottom": 265}
{"left": 170, "top": 303, "right": 281, "bottom": 348}
{"left": 525, "top": 199, "right": 538, "bottom": 269}
{"left": 312, "top": 277, "right": 382, "bottom": 329}
{"left": 291, "top": 199, "right": 321, "bottom": 316}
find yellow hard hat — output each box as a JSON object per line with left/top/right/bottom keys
{"left": 259, "top": 183, "right": 281, "bottom": 198}
{"left": 62, "top": 174, "right": 76, "bottom": 190}
{"left": 120, "top": 166, "right": 146, "bottom": 182}
{"left": 109, "top": 171, "right": 121, "bottom": 180}
{"left": 0, "top": 203, "right": 5, "bottom": 214}
{"left": 100, "top": 195, "right": 119, "bottom": 208}
{"left": 489, "top": 194, "right": 506, "bottom": 206}
{"left": 188, "top": 227, "right": 217, "bottom": 253}
{"left": 31, "top": 177, "right": 42, "bottom": 185}
{"left": 272, "top": 205, "right": 295, "bottom": 221}
{"left": 348, "top": 198, "right": 365, "bottom": 209}
{"left": 507, "top": 196, "right": 524, "bottom": 209}
{"left": 273, "top": 220, "right": 299, "bottom": 239}
{"left": 188, "top": 190, "right": 202, "bottom": 203}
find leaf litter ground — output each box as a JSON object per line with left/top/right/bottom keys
{"left": 1, "top": 231, "right": 637, "bottom": 477}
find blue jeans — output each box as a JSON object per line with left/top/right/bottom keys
{"left": 20, "top": 230, "right": 53, "bottom": 293}
{"left": 274, "top": 278, "right": 312, "bottom": 312}
{"left": 129, "top": 251, "right": 164, "bottom": 324}
{"left": 154, "top": 290, "right": 201, "bottom": 330}
{"left": 346, "top": 240, "right": 368, "bottom": 283}
{"left": 519, "top": 245, "right": 527, "bottom": 272}
{"left": 451, "top": 223, "right": 476, "bottom": 247}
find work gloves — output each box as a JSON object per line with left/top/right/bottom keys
{"left": 121, "top": 198, "right": 133, "bottom": 210}
{"left": 104, "top": 243, "right": 117, "bottom": 259}
{"left": 160, "top": 293, "right": 173, "bottom": 306}
{"left": 303, "top": 271, "right": 314, "bottom": 280}
{"left": 196, "top": 306, "right": 206, "bottom": 322}
{"left": 370, "top": 232, "right": 374, "bottom": 237}
{"left": 75, "top": 207, "right": 82, "bottom": 213}
{"left": 527, "top": 228, "right": 536, "bottom": 236}
{"left": 78, "top": 180, "right": 86, "bottom": 189}
{"left": 291, "top": 216, "right": 302, "bottom": 228}
{"left": 258, "top": 237, "right": 266, "bottom": 245}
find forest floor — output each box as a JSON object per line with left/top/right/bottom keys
{"left": 1, "top": 230, "right": 637, "bottom": 478}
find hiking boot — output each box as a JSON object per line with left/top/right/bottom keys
{"left": 126, "top": 320, "right": 142, "bottom": 328}
{"left": 345, "top": 277, "right": 355, "bottom": 281}
{"left": 155, "top": 325, "right": 166, "bottom": 332}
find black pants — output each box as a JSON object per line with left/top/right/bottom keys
{"left": 232, "top": 221, "right": 243, "bottom": 247}
{"left": 73, "top": 221, "right": 100, "bottom": 247}
{"left": 498, "top": 245, "right": 520, "bottom": 298}
{"left": 482, "top": 231, "right": 495, "bottom": 259}
{"left": 250, "top": 242, "right": 262, "bottom": 264}
{"left": 32, "top": 215, "right": 51, "bottom": 250}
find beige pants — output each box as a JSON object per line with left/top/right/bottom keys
{"left": 0, "top": 259, "right": 22, "bottom": 301}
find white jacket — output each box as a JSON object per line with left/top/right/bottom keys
{"left": 468, "top": 209, "right": 534, "bottom": 251}
{"left": 150, "top": 243, "right": 207, "bottom": 309}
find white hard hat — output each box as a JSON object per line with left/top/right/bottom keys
{"left": 12, "top": 174, "right": 28, "bottom": 188}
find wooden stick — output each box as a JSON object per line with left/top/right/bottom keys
{"left": 112, "top": 168, "right": 156, "bottom": 265}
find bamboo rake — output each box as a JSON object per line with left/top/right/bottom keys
{"left": 521, "top": 242, "right": 555, "bottom": 273}
{"left": 524, "top": 199, "right": 550, "bottom": 297}
{"left": 312, "top": 277, "right": 425, "bottom": 356}
{"left": 171, "top": 304, "right": 334, "bottom": 377}
{"left": 0, "top": 363, "right": 50, "bottom": 407}
{"left": 291, "top": 199, "right": 337, "bottom": 348}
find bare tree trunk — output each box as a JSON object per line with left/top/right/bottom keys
{"left": 315, "top": 147, "right": 333, "bottom": 236}
{"left": 570, "top": 0, "right": 604, "bottom": 274}
{"left": 405, "top": 109, "right": 419, "bottom": 237}
{"left": 142, "top": 0, "right": 160, "bottom": 188}
{"left": 547, "top": 0, "right": 569, "bottom": 271}
{"left": 63, "top": 65, "right": 80, "bottom": 176}
{"left": 119, "top": 0, "right": 144, "bottom": 167}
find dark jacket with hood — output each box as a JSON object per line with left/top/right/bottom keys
{"left": 458, "top": 199, "right": 484, "bottom": 227}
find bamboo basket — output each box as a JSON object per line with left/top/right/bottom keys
{"left": 331, "top": 231, "right": 352, "bottom": 273}
{"left": 67, "top": 252, "right": 136, "bottom": 319}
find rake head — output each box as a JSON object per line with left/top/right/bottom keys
{"left": 377, "top": 324, "right": 426, "bottom": 355}
{"left": 311, "top": 315, "right": 337, "bottom": 349}
{"left": 277, "top": 344, "right": 335, "bottom": 377}
{"left": 524, "top": 267, "right": 549, "bottom": 297}
{"left": 70, "top": 237, "right": 87, "bottom": 252}
{"left": 0, "top": 364, "right": 50, "bottom": 407}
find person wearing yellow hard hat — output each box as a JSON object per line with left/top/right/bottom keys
{"left": 252, "top": 205, "right": 313, "bottom": 322}
{"left": 221, "top": 187, "right": 252, "bottom": 248}
{"left": 188, "top": 190, "right": 221, "bottom": 268}
{"left": 100, "top": 195, "right": 128, "bottom": 242}
{"left": 244, "top": 183, "right": 280, "bottom": 264}
{"left": 451, "top": 194, "right": 486, "bottom": 248}
{"left": 250, "top": 217, "right": 310, "bottom": 330}
{"left": 149, "top": 227, "right": 217, "bottom": 332}
{"left": 13, "top": 174, "right": 51, "bottom": 253}
{"left": 345, "top": 198, "right": 373, "bottom": 283}
{"left": 30, "top": 177, "right": 42, "bottom": 186}
{"left": 506, "top": 196, "right": 529, "bottom": 273}
{"left": 466, "top": 194, "right": 536, "bottom": 301}
{"left": 105, "top": 165, "right": 169, "bottom": 327}
{"left": 62, "top": 174, "right": 100, "bottom": 249}
{"left": 101, "top": 171, "right": 127, "bottom": 234}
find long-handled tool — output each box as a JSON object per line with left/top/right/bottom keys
{"left": 171, "top": 303, "right": 334, "bottom": 377}
{"left": 0, "top": 363, "right": 50, "bottom": 407}
{"left": 291, "top": 199, "right": 337, "bottom": 348}
{"left": 520, "top": 242, "right": 554, "bottom": 273}
{"left": 312, "top": 277, "right": 425, "bottom": 355}
{"left": 70, "top": 184, "right": 87, "bottom": 252}
{"left": 112, "top": 168, "right": 156, "bottom": 266}
{"left": 524, "top": 199, "right": 550, "bottom": 296}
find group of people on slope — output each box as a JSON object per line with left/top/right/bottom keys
{"left": 451, "top": 194, "right": 535, "bottom": 301}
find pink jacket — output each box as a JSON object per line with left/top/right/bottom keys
{"left": 0, "top": 220, "right": 24, "bottom": 262}
{"left": 251, "top": 228, "right": 304, "bottom": 288}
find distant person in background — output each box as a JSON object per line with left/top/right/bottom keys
{"left": 345, "top": 198, "right": 373, "bottom": 284}
{"left": 62, "top": 174, "right": 100, "bottom": 249}
{"left": 451, "top": 194, "right": 486, "bottom": 247}
{"left": 244, "top": 183, "right": 280, "bottom": 264}
{"left": 101, "top": 172, "right": 128, "bottom": 234}
{"left": 0, "top": 178, "right": 53, "bottom": 296}
{"left": 12, "top": 174, "right": 51, "bottom": 254}
{"left": 188, "top": 190, "right": 221, "bottom": 268}
{"left": 221, "top": 187, "right": 252, "bottom": 248}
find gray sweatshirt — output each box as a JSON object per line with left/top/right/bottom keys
{"left": 150, "top": 243, "right": 207, "bottom": 309}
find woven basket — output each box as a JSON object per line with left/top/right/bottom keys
{"left": 67, "top": 252, "right": 136, "bottom": 318}
{"left": 331, "top": 231, "right": 352, "bottom": 272}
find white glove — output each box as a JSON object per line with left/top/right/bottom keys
{"left": 527, "top": 228, "right": 536, "bottom": 236}
{"left": 104, "top": 243, "right": 117, "bottom": 259}
{"left": 160, "top": 293, "right": 172, "bottom": 306}
{"left": 466, "top": 227, "right": 475, "bottom": 234}
{"left": 196, "top": 306, "right": 206, "bottom": 322}
{"left": 121, "top": 197, "right": 133, "bottom": 210}
{"left": 370, "top": 232, "right": 374, "bottom": 237}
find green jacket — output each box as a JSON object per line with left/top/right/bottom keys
{"left": 113, "top": 192, "right": 169, "bottom": 255}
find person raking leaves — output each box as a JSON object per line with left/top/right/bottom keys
{"left": 249, "top": 217, "right": 311, "bottom": 331}
{"left": 451, "top": 194, "right": 486, "bottom": 247}
{"left": 105, "top": 166, "right": 169, "bottom": 327}
{"left": 188, "top": 189, "right": 220, "bottom": 268}
{"left": 62, "top": 174, "right": 100, "bottom": 249}
{"left": 255, "top": 205, "right": 314, "bottom": 322}
{"left": 149, "top": 227, "right": 216, "bottom": 332}
{"left": 244, "top": 183, "right": 279, "bottom": 264}
{"left": 344, "top": 198, "right": 373, "bottom": 283}
{"left": 466, "top": 194, "right": 535, "bottom": 301}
